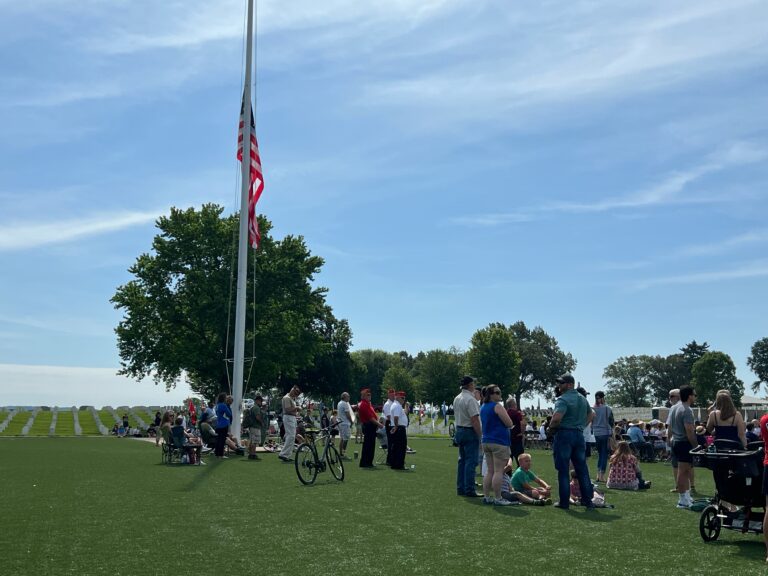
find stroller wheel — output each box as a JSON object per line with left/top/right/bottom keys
{"left": 699, "top": 505, "right": 721, "bottom": 542}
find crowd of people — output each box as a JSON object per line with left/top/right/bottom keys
{"left": 147, "top": 375, "right": 768, "bottom": 563}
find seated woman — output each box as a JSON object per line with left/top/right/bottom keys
{"left": 198, "top": 413, "right": 243, "bottom": 455}
{"left": 606, "top": 441, "right": 651, "bottom": 490}
{"left": 170, "top": 416, "right": 203, "bottom": 464}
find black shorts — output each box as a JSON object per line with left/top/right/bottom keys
{"left": 672, "top": 439, "right": 693, "bottom": 464}
{"left": 510, "top": 439, "right": 524, "bottom": 458}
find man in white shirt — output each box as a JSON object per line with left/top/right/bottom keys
{"left": 453, "top": 376, "right": 483, "bottom": 497}
{"left": 389, "top": 391, "right": 409, "bottom": 470}
{"left": 336, "top": 392, "right": 354, "bottom": 459}
{"left": 278, "top": 385, "right": 301, "bottom": 461}
{"left": 381, "top": 389, "right": 396, "bottom": 466}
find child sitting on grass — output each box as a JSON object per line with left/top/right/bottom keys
{"left": 501, "top": 461, "right": 551, "bottom": 505}
{"left": 606, "top": 441, "right": 651, "bottom": 490}
{"left": 511, "top": 453, "right": 552, "bottom": 500}
{"left": 569, "top": 469, "right": 612, "bottom": 508}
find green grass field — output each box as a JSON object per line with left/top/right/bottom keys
{"left": 1, "top": 438, "right": 765, "bottom": 575}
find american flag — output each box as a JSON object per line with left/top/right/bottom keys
{"left": 237, "top": 96, "right": 264, "bottom": 249}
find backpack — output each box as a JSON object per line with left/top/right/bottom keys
{"left": 242, "top": 406, "right": 255, "bottom": 429}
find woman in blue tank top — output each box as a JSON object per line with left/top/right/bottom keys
{"left": 480, "top": 385, "right": 514, "bottom": 506}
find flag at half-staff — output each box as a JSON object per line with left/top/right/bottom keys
{"left": 237, "top": 96, "right": 264, "bottom": 248}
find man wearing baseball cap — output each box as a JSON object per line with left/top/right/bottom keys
{"left": 389, "top": 391, "right": 409, "bottom": 470}
{"left": 548, "top": 374, "right": 594, "bottom": 509}
{"left": 382, "top": 389, "right": 396, "bottom": 466}
{"left": 453, "top": 376, "right": 483, "bottom": 497}
{"left": 358, "top": 388, "right": 383, "bottom": 468}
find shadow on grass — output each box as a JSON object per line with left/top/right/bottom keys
{"left": 707, "top": 536, "right": 766, "bottom": 561}
{"left": 462, "top": 498, "right": 530, "bottom": 516}
{"left": 553, "top": 508, "right": 622, "bottom": 523}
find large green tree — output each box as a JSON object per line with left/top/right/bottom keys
{"left": 112, "top": 204, "right": 349, "bottom": 401}
{"left": 646, "top": 353, "right": 689, "bottom": 406}
{"left": 413, "top": 348, "right": 464, "bottom": 404}
{"left": 603, "top": 355, "right": 653, "bottom": 407}
{"left": 465, "top": 323, "right": 520, "bottom": 397}
{"left": 350, "top": 349, "right": 398, "bottom": 404}
{"left": 509, "top": 321, "right": 576, "bottom": 405}
{"left": 680, "top": 340, "right": 709, "bottom": 380}
{"left": 747, "top": 337, "right": 768, "bottom": 394}
{"left": 691, "top": 351, "right": 744, "bottom": 407}
{"left": 293, "top": 312, "right": 353, "bottom": 404}
{"left": 381, "top": 364, "right": 419, "bottom": 401}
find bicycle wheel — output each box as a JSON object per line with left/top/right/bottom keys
{"left": 295, "top": 443, "right": 318, "bottom": 485}
{"left": 326, "top": 444, "right": 345, "bottom": 482}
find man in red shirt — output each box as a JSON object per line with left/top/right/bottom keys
{"left": 358, "top": 388, "right": 383, "bottom": 468}
{"left": 761, "top": 412, "right": 768, "bottom": 563}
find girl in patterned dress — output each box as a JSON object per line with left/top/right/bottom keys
{"left": 606, "top": 441, "right": 651, "bottom": 490}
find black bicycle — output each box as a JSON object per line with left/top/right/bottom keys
{"left": 295, "top": 422, "right": 345, "bottom": 485}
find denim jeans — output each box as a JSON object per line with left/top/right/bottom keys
{"left": 455, "top": 427, "right": 480, "bottom": 495}
{"left": 595, "top": 434, "right": 611, "bottom": 474}
{"left": 553, "top": 429, "right": 593, "bottom": 507}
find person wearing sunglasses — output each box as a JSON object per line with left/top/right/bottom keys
{"left": 480, "top": 386, "right": 515, "bottom": 505}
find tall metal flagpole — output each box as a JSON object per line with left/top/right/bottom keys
{"left": 232, "top": 0, "right": 254, "bottom": 441}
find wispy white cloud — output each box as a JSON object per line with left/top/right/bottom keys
{"left": 365, "top": 1, "right": 767, "bottom": 117}
{"left": 453, "top": 141, "right": 768, "bottom": 227}
{"left": 0, "top": 210, "right": 160, "bottom": 251}
{"left": 631, "top": 260, "right": 768, "bottom": 291}
{"left": 448, "top": 213, "right": 534, "bottom": 227}
{"left": 673, "top": 229, "right": 768, "bottom": 258}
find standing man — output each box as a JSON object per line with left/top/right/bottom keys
{"left": 389, "top": 391, "right": 409, "bottom": 470}
{"left": 357, "top": 388, "right": 383, "bottom": 468}
{"left": 245, "top": 395, "right": 265, "bottom": 461}
{"left": 666, "top": 389, "right": 696, "bottom": 493}
{"left": 382, "top": 389, "right": 396, "bottom": 466}
{"left": 453, "top": 376, "right": 483, "bottom": 497}
{"left": 505, "top": 397, "right": 525, "bottom": 467}
{"left": 627, "top": 422, "right": 655, "bottom": 462}
{"left": 278, "top": 385, "right": 301, "bottom": 462}
{"left": 441, "top": 401, "right": 447, "bottom": 426}
{"left": 336, "top": 392, "right": 354, "bottom": 459}
{"left": 548, "top": 374, "right": 594, "bottom": 509}
{"left": 668, "top": 385, "right": 700, "bottom": 509}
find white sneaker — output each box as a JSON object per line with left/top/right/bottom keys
{"left": 676, "top": 501, "right": 690, "bottom": 509}
{"left": 483, "top": 497, "right": 494, "bottom": 505}
{"left": 493, "top": 498, "right": 513, "bottom": 506}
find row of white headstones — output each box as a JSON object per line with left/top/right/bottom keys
{"left": 0, "top": 406, "right": 154, "bottom": 436}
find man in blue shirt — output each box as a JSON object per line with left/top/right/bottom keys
{"left": 627, "top": 423, "right": 655, "bottom": 462}
{"left": 548, "top": 374, "right": 594, "bottom": 510}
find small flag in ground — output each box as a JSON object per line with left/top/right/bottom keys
{"left": 237, "top": 97, "right": 264, "bottom": 248}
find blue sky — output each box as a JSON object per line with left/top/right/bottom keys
{"left": 1, "top": 0, "right": 766, "bottom": 406}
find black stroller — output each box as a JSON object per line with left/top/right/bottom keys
{"left": 692, "top": 440, "right": 765, "bottom": 542}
